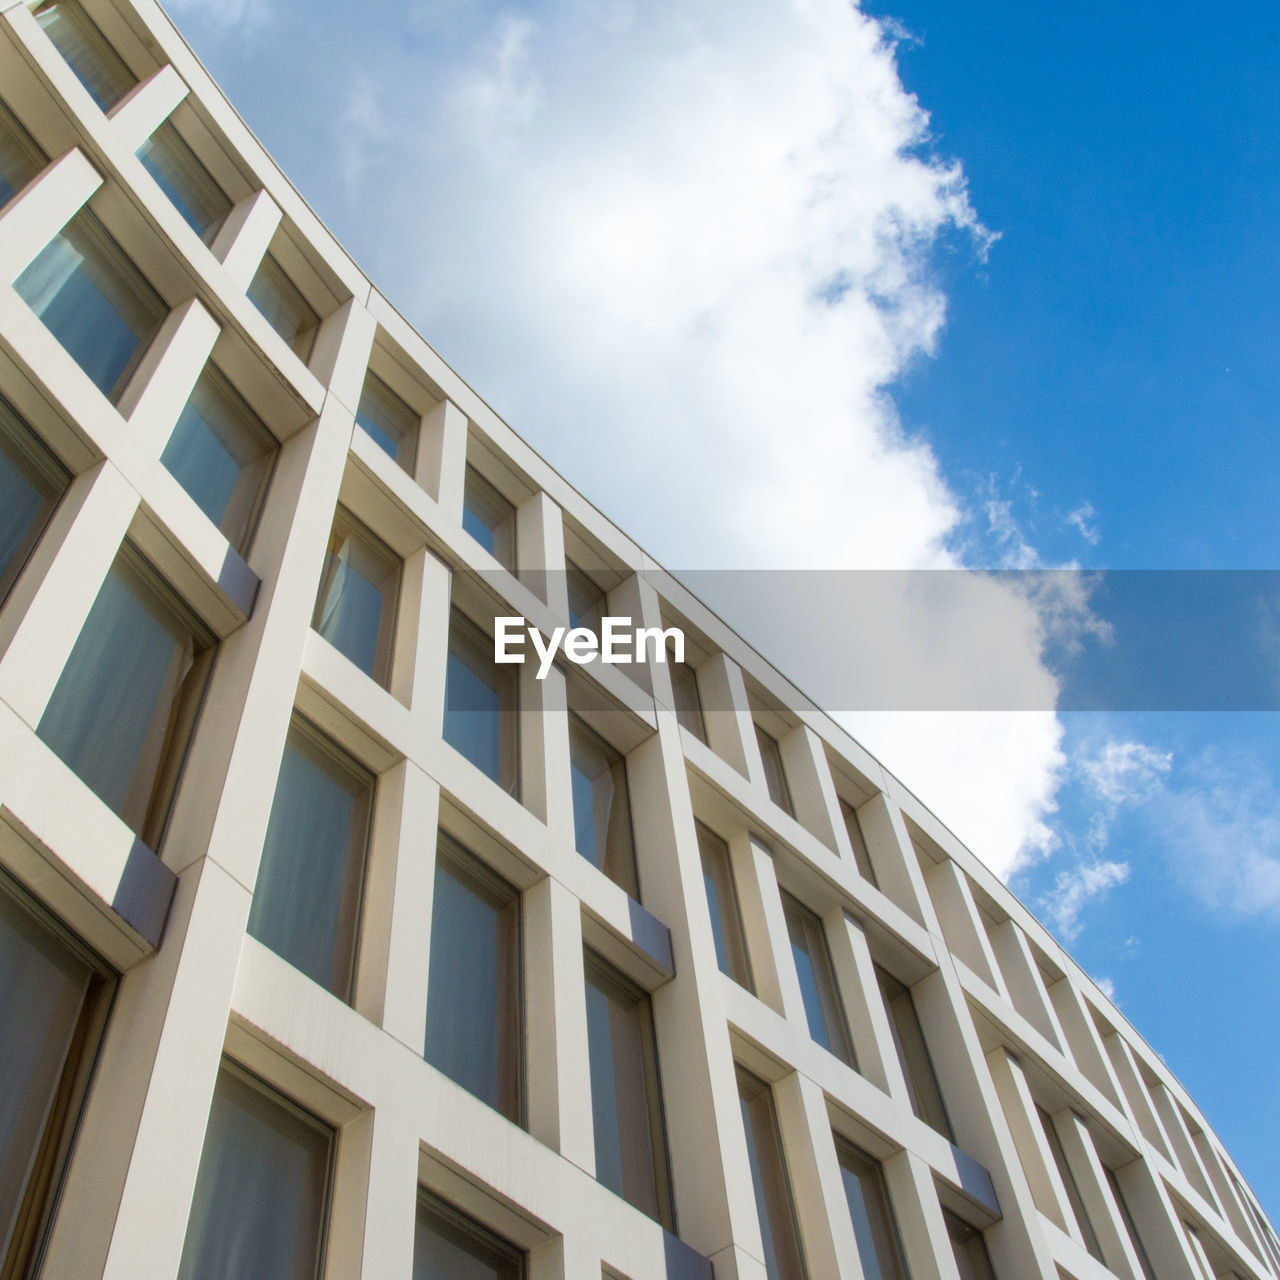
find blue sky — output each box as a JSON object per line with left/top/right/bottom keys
{"left": 167, "top": 0, "right": 1280, "bottom": 1224}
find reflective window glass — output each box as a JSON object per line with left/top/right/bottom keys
{"left": 1037, "top": 1105, "right": 1104, "bottom": 1263}
{"left": 0, "top": 104, "right": 43, "bottom": 209}
{"left": 782, "top": 892, "right": 854, "bottom": 1067}
{"left": 569, "top": 715, "right": 637, "bottom": 896}
{"left": 178, "top": 1065, "right": 331, "bottom": 1280}
{"left": 37, "top": 549, "right": 213, "bottom": 840}
{"left": 697, "top": 823, "right": 752, "bottom": 990}
{"left": 424, "top": 838, "right": 521, "bottom": 1123}
{"left": 566, "top": 560, "right": 605, "bottom": 634}
{"left": 247, "top": 719, "right": 372, "bottom": 999}
{"left": 0, "top": 402, "right": 64, "bottom": 604}
{"left": 34, "top": 0, "right": 135, "bottom": 111}
{"left": 670, "top": 658, "right": 705, "bottom": 743}
{"left": 841, "top": 799, "right": 878, "bottom": 884}
{"left": 247, "top": 253, "right": 319, "bottom": 361}
{"left": 737, "top": 1068, "right": 806, "bottom": 1280}
{"left": 355, "top": 371, "right": 417, "bottom": 472}
{"left": 414, "top": 1192, "right": 524, "bottom": 1280}
{"left": 755, "top": 723, "right": 793, "bottom": 815}
{"left": 136, "top": 121, "right": 231, "bottom": 243}
{"left": 16, "top": 212, "right": 166, "bottom": 401}
{"left": 161, "top": 364, "right": 273, "bottom": 550}
{"left": 945, "top": 1210, "right": 997, "bottom": 1280}
{"left": 836, "top": 1140, "right": 908, "bottom": 1280}
{"left": 462, "top": 465, "right": 515, "bottom": 570}
{"left": 876, "top": 965, "right": 951, "bottom": 1138}
{"left": 444, "top": 608, "right": 518, "bottom": 794}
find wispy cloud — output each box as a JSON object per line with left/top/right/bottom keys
{"left": 1039, "top": 858, "right": 1130, "bottom": 942}
{"left": 1067, "top": 502, "right": 1101, "bottom": 545}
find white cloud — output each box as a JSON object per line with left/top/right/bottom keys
{"left": 1038, "top": 858, "right": 1130, "bottom": 942}
{"left": 1079, "top": 739, "right": 1172, "bottom": 808}
{"left": 1067, "top": 502, "right": 1101, "bottom": 545}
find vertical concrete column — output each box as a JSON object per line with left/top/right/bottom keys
{"left": 0, "top": 462, "right": 135, "bottom": 726}
{"left": 107, "top": 64, "right": 188, "bottom": 150}
{"left": 536, "top": 664, "right": 574, "bottom": 847}
{"left": 524, "top": 874, "right": 595, "bottom": 1172}
{"left": 778, "top": 724, "right": 844, "bottom": 853}
{"left": 855, "top": 792, "right": 931, "bottom": 928}
{"left": 727, "top": 832, "right": 788, "bottom": 1015}
{"left": 1148, "top": 1083, "right": 1218, "bottom": 1208}
{"left": 607, "top": 571, "right": 655, "bottom": 696}
{"left": 310, "top": 295, "right": 375, "bottom": 408}
{"left": 418, "top": 398, "right": 468, "bottom": 519}
{"left": 515, "top": 489, "right": 567, "bottom": 612}
{"left": 1103, "top": 1032, "right": 1173, "bottom": 1159}
{"left": 0, "top": 147, "right": 101, "bottom": 282}
{"left": 987, "top": 919, "right": 1066, "bottom": 1050}
{"left": 825, "top": 912, "right": 899, "bottom": 1096}
{"left": 883, "top": 1147, "right": 961, "bottom": 1280}
{"left": 1046, "top": 977, "right": 1125, "bottom": 1110}
{"left": 922, "top": 859, "right": 1008, "bottom": 996}
{"left": 212, "top": 188, "right": 282, "bottom": 290}
{"left": 1111, "top": 1157, "right": 1201, "bottom": 1280}
{"left": 353, "top": 761, "right": 440, "bottom": 1053}
{"left": 697, "top": 652, "right": 755, "bottom": 777}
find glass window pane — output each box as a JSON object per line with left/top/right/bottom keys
{"left": 569, "top": 716, "right": 638, "bottom": 896}
{"left": 462, "top": 466, "right": 515, "bottom": 570}
{"left": 0, "top": 886, "right": 109, "bottom": 1274}
{"left": 161, "top": 365, "right": 273, "bottom": 549}
{"left": 136, "top": 121, "right": 231, "bottom": 243}
{"left": 782, "top": 892, "right": 854, "bottom": 1067}
{"left": 0, "top": 402, "right": 64, "bottom": 604}
{"left": 583, "top": 954, "right": 671, "bottom": 1227}
{"left": 34, "top": 0, "right": 135, "bottom": 111}
{"left": 38, "top": 551, "right": 211, "bottom": 837}
{"left": 841, "top": 799, "right": 878, "bottom": 885}
{"left": 247, "top": 254, "right": 319, "bottom": 361}
{"left": 178, "top": 1066, "right": 330, "bottom": 1280}
{"left": 696, "top": 823, "right": 752, "bottom": 990}
{"left": 1105, "top": 1168, "right": 1156, "bottom": 1280}
{"left": 876, "top": 965, "right": 951, "bottom": 1138}
{"left": 670, "top": 659, "right": 705, "bottom": 743}
{"left": 311, "top": 511, "right": 399, "bottom": 684}
{"left": 566, "top": 560, "right": 604, "bottom": 634}
{"left": 737, "top": 1068, "right": 806, "bottom": 1280}
{"left": 355, "top": 371, "right": 417, "bottom": 472}
{"left": 444, "top": 609, "right": 518, "bottom": 794}
{"left": 836, "top": 1141, "right": 908, "bottom": 1280}
{"left": 246, "top": 720, "right": 371, "bottom": 998}
{"left": 414, "top": 1193, "right": 524, "bottom": 1280}
{"left": 1037, "top": 1106, "right": 1104, "bottom": 1262}
{"left": 0, "top": 103, "right": 44, "bottom": 209}
{"left": 15, "top": 212, "right": 166, "bottom": 401}
{"left": 424, "top": 840, "right": 520, "bottom": 1123}
{"left": 755, "top": 724, "right": 793, "bottom": 815}
{"left": 945, "top": 1210, "right": 997, "bottom": 1280}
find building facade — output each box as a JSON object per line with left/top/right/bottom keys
{"left": 0, "top": 1, "right": 1276, "bottom": 1277}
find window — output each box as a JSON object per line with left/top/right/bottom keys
{"left": 424, "top": 838, "right": 521, "bottom": 1124}
{"left": 0, "top": 401, "right": 65, "bottom": 604}
{"left": 177, "top": 1064, "right": 331, "bottom": 1280}
{"left": 875, "top": 966, "right": 951, "bottom": 1138}
{"left": 781, "top": 892, "right": 854, "bottom": 1067}
{"left": 583, "top": 953, "right": 672, "bottom": 1226}
{"left": 15, "top": 212, "right": 166, "bottom": 401}
{"left": 34, "top": 0, "right": 135, "bottom": 111}
{"left": 1104, "top": 1167, "right": 1156, "bottom": 1280}
{"left": 161, "top": 364, "right": 274, "bottom": 550}
{"left": 462, "top": 465, "right": 515, "bottom": 570}
{"left": 669, "top": 656, "right": 706, "bottom": 743}
{"left": 696, "top": 823, "right": 752, "bottom": 990}
{"left": 945, "top": 1210, "right": 996, "bottom": 1280}
{"left": 311, "top": 510, "right": 399, "bottom": 685}
{"left": 0, "top": 103, "right": 43, "bottom": 208}
{"left": 414, "top": 1192, "right": 524, "bottom": 1280}
{"left": 569, "top": 715, "right": 638, "bottom": 896}
{"left": 246, "top": 719, "right": 372, "bottom": 998}
{"left": 354, "top": 371, "right": 417, "bottom": 472}
{"left": 754, "top": 723, "right": 793, "bottom": 815}
{"left": 840, "top": 799, "right": 878, "bottom": 885}
{"left": 737, "top": 1067, "right": 806, "bottom": 1280}
{"left": 0, "top": 881, "right": 112, "bottom": 1278}
{"left": 444, "top": 608, "right": 518, "bottom": 795}
{"left": 1036, "top": 1105, "right": 1104, "bottom": 1263}
{"left": 836, "top": 1141, "right": 908, "bottom": 1280}
{"left": 566, "top": 559, "right": 605, "bottom": 634}
{"left": 136, "top": 121, "right": 231, "bottom": 244}
{"left": 247, "top": 253, "right": 319, "bottom": 361}
{"left": 38, "top": 548, "right": 213, "bottom": 841}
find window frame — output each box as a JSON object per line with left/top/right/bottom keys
{"left": 354, "top": 369, "right": 419, "bottom": 474}
{"left": 834, "top": 1138, "right": 910, "bottom": 1280}
{"left": 414, "top": 1189, "right": 526, "bottom": 1280}
{"left": 568, "top": 713, "right": 639, "bottom": 897}
{"left": 875, "top": 964, "right": 952, "bottom": 1138}
{"left": 696, "top": 822, "right": 753, "bottom": 991}
{"left": 0, "top": 100, "right": 45, "bottom": 209}
{"left": 737, "top": 1066, "right": 807, "bottom": 1280}
{"left": 136, "top": 119, "right": 232, "bottom": 245}
{"left": 246, "top": 252, "right": 320, "bottom": 362}
{"left": 780, "top": 890, "right": 855, "bottom": 1068}
{"left": 462, "top": 464, "right": 517, "bottom": 571}
{"left": 33, "top": 0, "right": 137, "bottom": 112}
{"left": 754, "top": 721, "right": 794, "bottom": 816}
{"left": 444, "top": 607, "right": 520, "bottom": 796}
{"left": 0, "top": 398, "right": 67, "bottom": 607}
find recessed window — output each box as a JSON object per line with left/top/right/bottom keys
{"left": 696, "top": 823, "right": 752, "bottom": 990}
{"left": 781, "top": 891, "right": 854, "bottom": 1067}
{"left": 1036, "top": 1105, "right": 1104, "bottom": 1263}
{"left": 0, "top": 881, "right": 113, "bottom": 1278}
{"left": 583, "top": 952, "right": 672, "bottom": 1227}
{"left": 136, "top": 121, "right": 231, "bottom": 244}
{"left": 737, "top": 1067, "right": 806, "bottom": 1280}
{"left": 875, "top": 966, "right": 951, "bottom": 1138}
{"left": 566, "top": 560, "right": 605, "bottom": 634}
{"left": 836, "top": 1140, "right": 908, "bottom": 1280}
{"left": 414, "top": 1191, "right": 524, "bottom": 1280}
{"left": 247, "top": 253, "right": 319, "bottom": 361}
{"left": 840, "top": 799, "right": 878, "bottom": 885}
{"left": 37, "top": 548, "right": 214, "bottom": 841}
{"left": 669, "top": 657, "right": 706, "bottom": 743}
{"left": 424, "top": 837, "right": 521, "bottom": 1124}
{"left": 462, "top": 465, "right": 515, "bottom": 570}
{"left": 247, "top": 718, "right": 372, "bottom": 998}
{"left": 161, "top": 364, "right": 274, "bottom": 550}
{"left": 355, "top": 370, "right": 417, "bottom": 473}
{"left": 16, "top": 211, "right": 167, "bottom": 401}
{"left": 0, "top": 103, "right": 43, "bottom": 209}
{"left": 177, "top": 1064, "right": 332, "bottom": 1280}
{"left": 1104, "top": 1168, "right": 1156, "bottom": 1280}
{"left": 444, "top": 608, "right": 518, "bottom": 795}
{"left": 0, "top": 401, "right": 65, "bottom": 604}
{"left": 34, "top": 0, "right": 135, "bottom": 111}
{"left": 569, "top": 715, "right": 638, "bottom": 896}
{"left": 754, "top": 723, "right": 793, "bottom": 815}
{"left": 311, "top": 510, "right": 400, "bottom": 685}
{"left": 945, "top": 1210, "right": 997, "bottom": 1280}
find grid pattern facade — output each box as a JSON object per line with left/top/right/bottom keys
{"left": 0, "top": 1, "right": 1275, "bottom": 1277}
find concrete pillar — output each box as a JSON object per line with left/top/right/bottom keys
{"left": 418, "top": 398, "right": 468, "bottom": 519}
{"left": 212, "top": 187, "right": 281, "bottom": 290}
{"left": 107, "top": 64, "right": 188, "bottom": 150}
{"left": 0, "top": 147, "right": 101, "bottom": 282}
{"left": 778, "top": 723, "right": 844, "bottom": 854}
